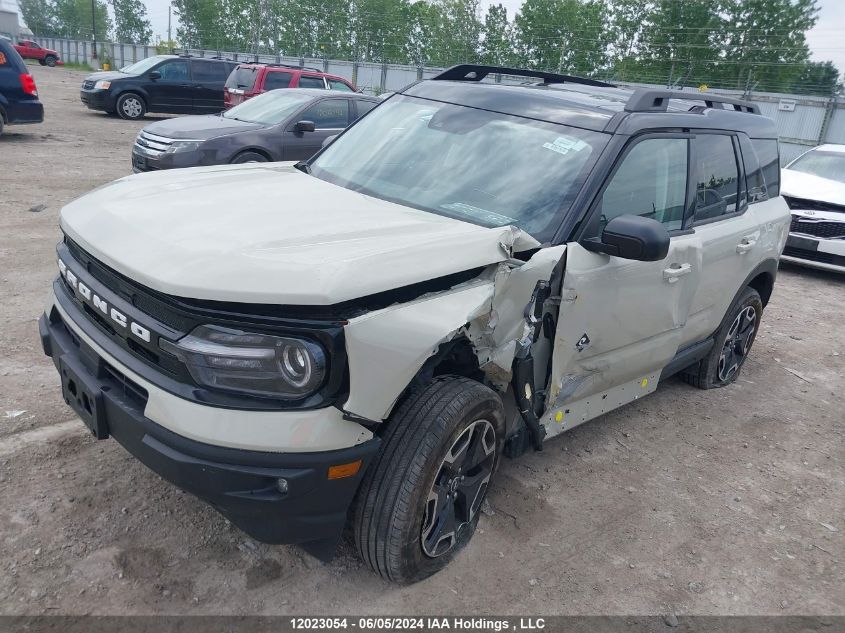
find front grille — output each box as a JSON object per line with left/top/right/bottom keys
{"left": 783, "top": 246, "right": 845, "bottom": 268}
{"left": 134, "top": 131, "right": 175, "bottom": 157}
{"left": 784, "top": 196, "right": 845, "bottom": 214}
{"left": 102, "top": 362, "right": 149, "bottom": 407}
{"left": 790, "top": 216, "right": 845, "bottom": 239}
{"left": 82, "top": 79, "right": 95, "bottom": 90}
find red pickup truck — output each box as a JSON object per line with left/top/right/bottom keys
{"left": 14, "top": 40, "right": 62, "bottom": 67}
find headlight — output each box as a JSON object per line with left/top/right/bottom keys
{"left": 93, "top": 80, "right": 111, "bottom": 90}
{"left": 165, "top": 140, "right": 203, "bottom": 154}
{"left": 159, "top": 324, "right": 327, "bottom": 399}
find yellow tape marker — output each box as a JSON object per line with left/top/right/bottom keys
{"left": 555, "top": 411, "right": 564, "bottom": 423}
{"left": 641, "top": 378, "right": 648, "bottom": 388}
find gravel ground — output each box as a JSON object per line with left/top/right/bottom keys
{"left": 0, "top": 65, "right": 843, "bottom": 616}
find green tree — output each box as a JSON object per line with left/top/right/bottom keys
{"left": 607, "top": 0, "right": 655, "bottom": 80}
{"left": 513, "top": 0, "right": 609, "bottom": 74}
{"left": 111, "top": 0, "right": 153, "bottom": 44}
{"left": 630, "top": 0, "right": 725, "bottom": 88}
{"left": 18, "top": 0, "right": 57, "bottom": 36}
{"left": 790, "top": 60, "right": 842, "bottom": 96}
{"left": 481, "top": 4, "right": 513, "bottom": 66}
{"left": 719, "top": 0, "right": 819, "bottom": 92}
{"left": 52, "top": 0, "right": 112, "bottom": 40}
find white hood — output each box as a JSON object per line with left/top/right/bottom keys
{"left": 60, "top": 163, "right": 537, "bottom": 304}
{"left": 781, "top": 168, "right": 845, "bottom": 207}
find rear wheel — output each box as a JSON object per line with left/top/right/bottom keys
{"left": 230, "top": 151, "right": 268, "bottom": 164}
{"left": 44, "top": 55, "right": 57, "bottom": 67}
{"left": 116, "top": 93, "right": 146, "bottom": 120}
{"left": 38, "top": 59, "right": 46, "bottom": 66}
{"left": 353, "top": 376, "right": 504, "bottom": 584}
{"left": 0, "top": 114, "right": 4, "bottom": 137}
{"left": 681, "top": 286, "right": 762, "bottom": 389}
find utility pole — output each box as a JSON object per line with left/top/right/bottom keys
{"left": 167, "top": 4, "right": 172, "bottom": 46}
{"left": 90, "top": 0, "right": 97, "bottom": 60}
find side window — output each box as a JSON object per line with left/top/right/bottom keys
{"left": 329, "top": 79, "right": 353, "bottom": 92}
{"left": 355, "top": 100, "right": 378, "bottom": 119}
{"left": 751, "top": 139, "right": 780, "bottom": 198}
{"left": 693, "top": 134, "right": 740, "bottom": 222}
{"left": 595, "top": 137, "right": 688, "bottom": 233}
{"left": 156, "top": 60, "right": 189, "bottom": 81}
{"left": 299, "top": 99, "right": 350, "bottom": 128}
{"left": 738, "top": 134, "right": 767, "bottom": 203}
{"left": 263, "top": 71, "right": 293, "bottom": 90}
{"left": 298, "top": 75, "right": 326, "bottom": 89}
{"left": 191, "top": 60, "right": 227, "bottom": 82}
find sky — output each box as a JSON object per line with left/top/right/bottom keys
{"left": 8, "top": 0, "right": 845, "bottom": 75}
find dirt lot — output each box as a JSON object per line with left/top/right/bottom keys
{"left": 0, "top": 65, "right": 843, "bottom": 617}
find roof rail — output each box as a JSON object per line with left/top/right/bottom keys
{"left": 432, "top": 64, "right": 615, "bottom": 88}
{"left": 624, "top": 89, "right": 760, "bottom": 115}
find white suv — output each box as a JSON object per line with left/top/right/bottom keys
{"left": 40, "top": 65, "right": 790, "bottom": 583}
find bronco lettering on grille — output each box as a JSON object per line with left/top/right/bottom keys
{"left": 58, "top": 257, "right": 151, "bottom": 343}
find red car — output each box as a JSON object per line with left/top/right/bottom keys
{"left": 14, "top": 39, "right": 62, "bottom": 67}
{"left": 224, "top": 63, "right": 356, "bottom": 108}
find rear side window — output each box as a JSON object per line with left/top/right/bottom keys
{"left": 738, "top": 134, "right": 767, "bottom": 202}
{"left": 355, "top": 100, "right": 378, "bottom": 118}
{"left": 752, "top": 139, "right": 780, "bottom": 197}
{"left": 329, "top": 79, "right": 353, "bottom": 91}
{"left": 226, "top": 66, "right": 258, "bottom": 90}
{"left": 596, "top": 137, "right": 689, "bottom": 233}
{"left": 693, "top": 134, "right": 740, "bottom": 222}
{"left": 300, "top": 98, "right": 350, "bottom": 128}
{"left": 263, "top": 71, "right": 293, "bottom": 90}
{"left": 298, "top": 75, "right": 325, "bottom": 89}
{"left": 192, "top": 60, "right": 228, "bottom": 82}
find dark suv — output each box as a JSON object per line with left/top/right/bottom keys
{"left": 0, "top": 38, "right": 44, "bottom": 136}
{"left": 224, "top": 63, "right": 356, "bottom": 108}
{"left": 80, "top": 54, "right": 238, "bottom": 120}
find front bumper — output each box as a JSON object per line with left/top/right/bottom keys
{"left": 782, "top": 233, "right": 845, "bottom": 273}
{"left": 131, "top": 147, "right": 203, "bottom": 173}
{"left": 80, "top": 89, "right": 114, "bottom": 112}
{"left": 39, "top": 308, "right": 381, "bottom": 555}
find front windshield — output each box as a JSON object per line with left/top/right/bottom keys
{"left": 788, "top": 149, "right": 845, "bottom": 184}
{"left": 223, "top": 90, "right": 314, "bottom": 125}
{"left": 310, "top": 95, "right": 608, "bottom": 240}
{"left": 120, "top": 56, "right": 170, "bottom": 75}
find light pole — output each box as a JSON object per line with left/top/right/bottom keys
{"left": 90, "top": 0, "right": 97, "bottom": 60}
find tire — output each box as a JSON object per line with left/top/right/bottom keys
{"left": 38, "top": 59, "right": 46, "bottom": 66}
{"left": 0, "top": 114, "right": 4, "bottom": 137}
{"left": 44, "top": 55, "right": 57, "bottom": 67}
{"left": 116, "top": 93, "right": 146, "bottom": 120}
{"left": 230, "top": 151, "right": 268, "bottom": 164}
{"left": 353, "top": 376, "right": 505, "bottom": 584}
{"left": 680, "top": 286, "right": 763, "bottom": 389}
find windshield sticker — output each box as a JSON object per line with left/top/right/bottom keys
{"left": 440, "top": 202, "right": 517, "bottom": 226}
{"left": 543, "top": 136, "right": 589, "bottom": 156}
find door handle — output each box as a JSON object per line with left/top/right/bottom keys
{"left": 663, "top": 263, "right": 691, "bottom": 283}
{"left": 736, "top": 237, "right": 757, "bottom": 254}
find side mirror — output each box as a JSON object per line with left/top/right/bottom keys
{"left": 582, "top": 214, "right": 670, "bottom": 262}
{"left": 293, "top": 120, "right": 316, "bottom": 133}
{"left": 321, "top": 134, "right": 337, "bottom": 148}
{"left": 149, "top": 70, "right": 161, "bottom": 80}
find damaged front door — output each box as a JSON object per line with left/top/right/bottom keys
{"left": 543, "top": 134, "right": 702, "bottom": 436}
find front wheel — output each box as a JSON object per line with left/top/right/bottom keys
{"left": 230, "top": 150, "right": 268, "bottom": 164}
{"left": 116, "top": 93, "right": 146, "bottom": 120}
{"left": 681, "top": 286, "right": 762, "bottom": 389}
{"left": 353, "top": 376, "right": 504, "bottom": 584}
{"left": 44, "top": 55, "right": 57, "bottom": 67}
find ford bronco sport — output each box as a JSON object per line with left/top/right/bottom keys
{"left": 40, "top": 65, "right": 790, "bottom": 584}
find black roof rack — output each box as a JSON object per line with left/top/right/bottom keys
{"left": 432, "top": 64, "right": 615, "bottom": 88}
{"left": 625, "top": 89, "right": 760, "bottom": 115}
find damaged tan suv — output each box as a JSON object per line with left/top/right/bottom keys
{"left": 40, "top": 64, "right": 790, "bottom": 583}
